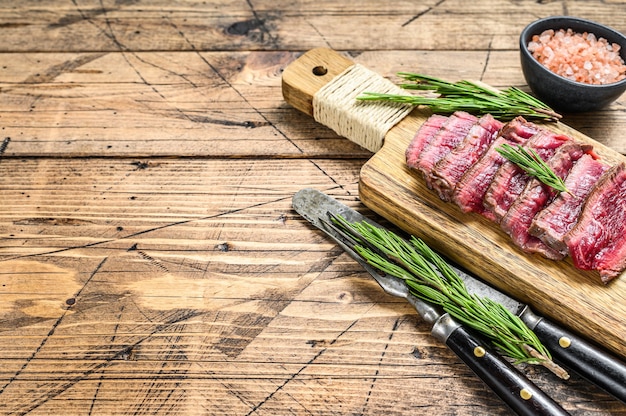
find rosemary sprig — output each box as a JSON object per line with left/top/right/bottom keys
{"left": 332, "top": 215, "right": 569, "bottom": 379}
{"left": 496, "top": 143, "right": 569, "bottom": 193}
{"left": 357, "top": 73, "right": 561, "bottom": 121}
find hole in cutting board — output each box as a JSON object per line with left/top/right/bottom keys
{"left": 312, "top": 65, "right": 328, "bottom": 76}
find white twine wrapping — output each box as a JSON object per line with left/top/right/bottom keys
{"left": 312, "top": 64, "right": 413, "bottom": 153}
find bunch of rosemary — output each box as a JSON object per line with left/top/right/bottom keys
{"left": 358, "top": 73, "right": 561, "bottom": 121}
{"left": 332, "top": 214, "right": 568, "bottom": 379}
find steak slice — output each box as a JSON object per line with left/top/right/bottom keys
{"left": 406, "top": 114, "right": 449, "bottom": 169}
{"left": 414, "top": 111, "right": 477, "bottom": 187}
{"left": 529, "top": 154, "right": 609, "bottom": 255}
{"left": 452, "top": 117, "right": 538, "bottom": 220}
{"left": 430, "top": 114, "right": 503, "bottom": 201}
{"left": 564, "top": 163, "right": 626, "bottom": 283}
{"left": 484, "top": 129, "right": 570, "bottom": 222}
{"left": 500, "top": 142, "right": 588, "bottom": 260}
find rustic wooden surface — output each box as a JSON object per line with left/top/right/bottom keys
{"left": 1, "top": 1, "right": 625, "bottom": 414}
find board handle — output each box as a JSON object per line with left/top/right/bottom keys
{"left": 282, "top": 47, "right": 354, "bottom": 117}
{"left": 282, "top": 48, "right": 414, "bottom": 153}
{"left": 281, "top": 48, "right": 354, "bottom": 117}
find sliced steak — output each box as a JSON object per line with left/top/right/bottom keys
{"left": 414, "top": 111, "right": 477, "bottom": 187}
{"left": 452, "top": 117, "right": 539, "bottom": 220}
{"left": 500, "top": 142, "right": 588, "bottom": 260}
{"left": 529, "top": 154, "right": 609, "bottom": 255}
{"left": 406, "top": 114, "right": 449, "bottom": 169}
{"left": 564, "top": 163, "right": 626, "bottom": 283}
{"left": 484, "top": 129, "right": 570, "bottom": 222}
{"left": 430, "top": 114, "right": 503, "bottom": 201}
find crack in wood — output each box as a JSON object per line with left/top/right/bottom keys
{"left": 245, "top": 320, "right": 359, "bottom": 416}
{"left": 0, "top": 194, "right": 295, "bottom": 263}
{"left": 215, "top": 244, "right": 345, "bottom": 358}
{"left": 361, "top": 317, "right": 404, "bottom": 413}
{"left": 401, "top": 0, "right": 446, "bottom": 27}
{"left": 0, "top": 137, "right": 10, "bottom": 156}
{"left": 0, "top": 256, "right": 108, "bottom": 402}
{"left": 4, "top": 307, "right": 204, "bottom": 415}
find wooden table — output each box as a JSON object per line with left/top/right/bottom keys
{"left": 1, "top": 1, "right": 625, "bottom": 414}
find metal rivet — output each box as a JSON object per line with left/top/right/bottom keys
{"left": 520, "top": 388, "right": 533, "bottom": 400}
{"left": 473, "top": 346, "right": 486, "bottom": 358}
{"left": 559, "top": 337, "right": 572, "bottom": 348}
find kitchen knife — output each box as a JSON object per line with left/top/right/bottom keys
{"left": 293, "top": 188, "right": 626, "bottom": 404}
{"left": 293, "top": 188, "right": 569, "bottom": 415}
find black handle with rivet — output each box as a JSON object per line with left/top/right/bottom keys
{"left": 433, "top": 314, "right": 571, "bottom": 416}
{"left": 520, "top": 308, "right": 626, "bottom": 403}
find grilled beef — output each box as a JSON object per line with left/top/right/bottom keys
{"left": 452, "top": 117, "right": 538, "bottom": 220}
{"left": 430, "top": 114, "right": 503, "bottom": 201}
{"left": 529, "top": 154, "right": 609, "bottom": 255}
{"left": 500, "top": 142, "right": 588, "bottom": 260}
{"left": 406, "top": 114, "right": 448, "bottom": 169}
{"left": 413, "top": 111, "right": 477, "bottom": 188}
{"left": 484, "top": 129, "right": 571, "bottom": 221}
{"left": 564, "top": 163, "right": 626, "bottom": 283}
{"left": 405, "top": 113, "right": 626, "bottom": 282}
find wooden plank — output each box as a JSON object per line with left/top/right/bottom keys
{"left": 1, "top": 51, "right": 625, "bottom": 158}
{"left": 281, "top": 48, "right": 626, "bottom": 360}
{"left": 0, "top": 50, "right": 368, "bottom": 158}
{"left": 0, "top": 0, "right": 625, "bottom": 52}
{"left": 0, "top": 158, "right": 622, "bottom": 414}
{"left": 1, "top": 1, "right": 625, "bottom": 413}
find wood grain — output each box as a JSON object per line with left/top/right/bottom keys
{"left": 1, "top": 0, "right": 625, "bottom": 52}
{"left": 2, "top": 50, "right": 625, "bottom": 157}
{"left": 0, "top": 160, "right": 620, "bottom": 415}
{"left": 282, "top": 48, "right": 626, "bottom": 360}
{"left": 2, "top": 0, "right": 626, "bottom": 414}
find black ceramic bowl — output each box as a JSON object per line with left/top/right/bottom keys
{"left": 520, "top": 16, "right": 626, "bottom": 113}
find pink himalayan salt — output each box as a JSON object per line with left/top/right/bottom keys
{"left": 528, "top": 28, "right": 626, "bottom": 85}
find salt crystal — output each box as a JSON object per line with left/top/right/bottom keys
{"left": 528, "top": 28, "right": 626, "bottom": 84}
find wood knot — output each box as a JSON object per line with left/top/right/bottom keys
{"left": 336, "top": 291, "right": 353, "bottom": 303}
{"left": 216, "top": 242, "right": 230, "bottom": 252}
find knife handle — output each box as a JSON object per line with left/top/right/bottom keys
{"left": 520, "top": 307, "right": 626, "bottom": 403}
{"left": 432, "top": 314, "right": 570, "bottom": 416}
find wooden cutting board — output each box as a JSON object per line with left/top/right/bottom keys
{"left": 282, "top": 47, "right": 626, "bottom": 360}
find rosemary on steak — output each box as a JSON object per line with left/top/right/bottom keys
{"left": 357, "top": 73, "right": 562, "bottom": 121}
{"left": 332, "top": 214, "right": 569, "bottom": 379}
{"left": 496, "top": 143, "right": 569, "bottom": 193}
